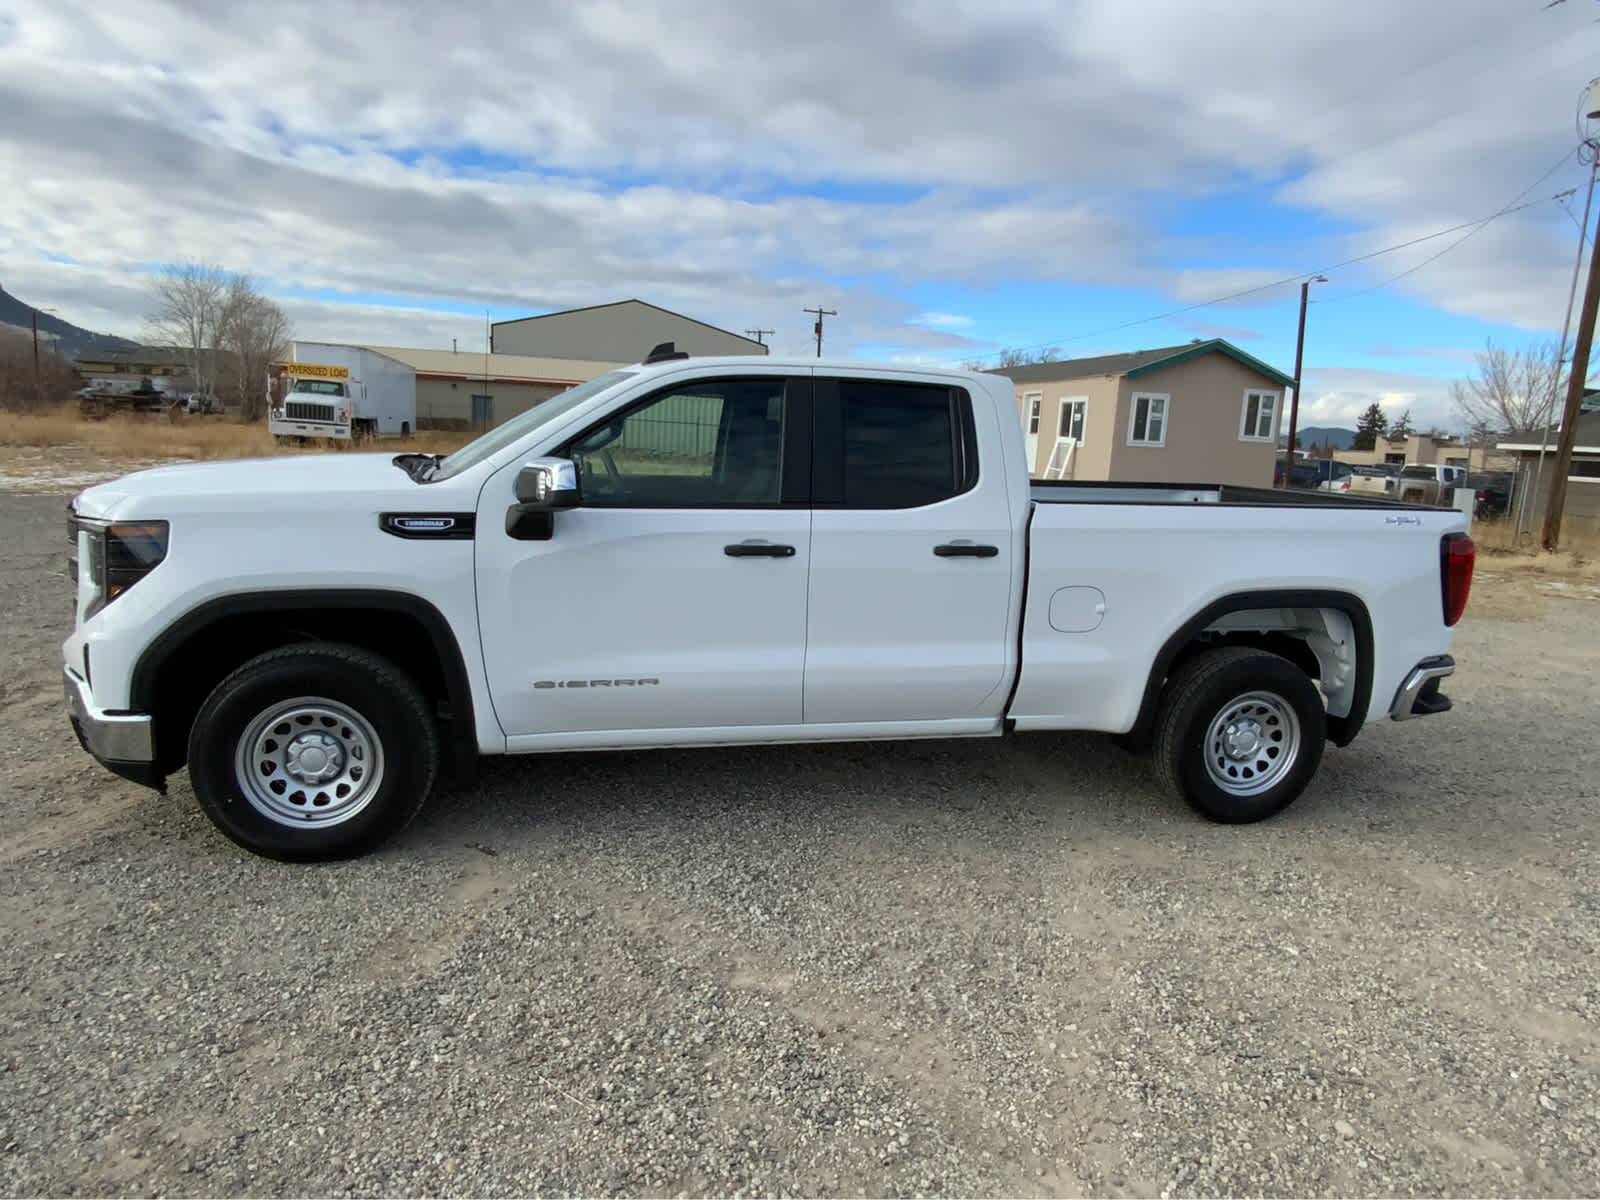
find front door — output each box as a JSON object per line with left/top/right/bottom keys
{"left": 476, "top": 373, "right": 812, "bottom": 743}
{"left": 803, "top": 376, "right": 1017, "bottom": 726}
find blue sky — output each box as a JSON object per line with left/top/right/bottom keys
{"left": 1, "top": 0, "right": 1596, "bottom": 429}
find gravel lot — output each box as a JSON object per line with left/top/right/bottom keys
{"left": 1, "top": 488, "right": 1597, "bottom": 1198}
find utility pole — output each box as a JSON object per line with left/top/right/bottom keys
{"left": 1543, "top": 195, "right": 1600, "bottom": 550}
{"left": 744, "top": 328, "right": 774, "bottom": 346}
{"left": 1542, "top": 79, "right": 1600, "bottom": 551}
{"left": 804, "top": 306, "right": 836, "bottom": 358}
{"left": 1281, "top": 276, "right": 1325, "bottom": 486}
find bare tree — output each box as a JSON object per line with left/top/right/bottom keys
{"left": 1449, "top": 339, "right": 1566, "bottom": 435}
{"left": 219, "top": 276, "right": 291, "bottom": 421}
{"left": 0, "top": 335, "right": 77, "bottom": 411}
{"left": 145, "top": 263, "right": 229, "bottom": 399}
{"left": 965, "top": 345, "right": 1064, "bottom": 370}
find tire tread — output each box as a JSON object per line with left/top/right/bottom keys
{"left": 188, "top": 642, "right": 438, "bottom": 859}
{"left": 1154, "top": 646, "right": 1324, "bottom": 823}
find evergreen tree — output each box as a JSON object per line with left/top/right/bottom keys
{"left": 1353, "top": 402, "right": 1388, "bottom": 451}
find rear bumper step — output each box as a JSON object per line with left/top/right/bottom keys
{"left": 1390, "top": 655, "right": 1455, "bottom": 721}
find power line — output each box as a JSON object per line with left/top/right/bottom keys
{"left": 1316, "top": 148, "right": 1582, "bottom": 305}
{"left": 970, "top": 146, "right": 1584, "bottom": 365}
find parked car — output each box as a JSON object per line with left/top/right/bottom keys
{"left": 1467, "top": 471, "right": 1515, "bottom": 519}
{"left": 1274, "top": 457, "right": 1350, "bottom": 490}
{"left": 62, "top": 352, "right": 1474, "bottom": 860}
{"left": 1396, "top": 463, "right": 1467, "bottom": 506}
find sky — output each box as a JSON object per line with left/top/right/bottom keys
{"left": 1, "top": 0, "right": 1597, "bottom": 431}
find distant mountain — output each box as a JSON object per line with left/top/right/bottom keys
{"left": 0, "top": 285, "right": 139, "bottom": 359}
{"left": 1283, "top": 425, "right": 1357, "bottom": 450}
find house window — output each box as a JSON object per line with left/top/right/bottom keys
{"left": 1059, "top": 397, "right": 1086, "bottom": 443}
{"left": 1025, "top": 394, "right": 1041, "bottom": 435}
{"left": 1128, "top": 393, "right": 1168, "bottom": 447}
{"left": 1240, "top": 390, "right": 1278, "bottom": 442}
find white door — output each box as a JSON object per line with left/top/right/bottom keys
{"left": 476, "top": 374, "right": 811, "bottom": 740}
{"left": 804, "top": 377, "right": 1017, "bottom": 725}
{"left": 1023, "top": 393, "right": 1042, "bottom": 476}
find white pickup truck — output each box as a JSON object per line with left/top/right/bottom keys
{"left": 63, "top": 350, "right": 1474, "bottom": 860}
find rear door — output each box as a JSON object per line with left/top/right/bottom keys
{"left": 803, "top": 375, "right": 1017, "bottom": 725}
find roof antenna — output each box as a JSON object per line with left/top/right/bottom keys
{"left": 644, "top": 341, "right": 689, "bottom": 363}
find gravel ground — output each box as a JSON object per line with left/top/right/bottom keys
{"left": 1, "top": 489, "right": 1597, "bottom": 1198}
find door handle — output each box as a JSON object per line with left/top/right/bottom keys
{"left": 934, "top": 542, "right": 999, "bottom": 558}
{"left": 724, "top": 541, "right": 796, "bottom": 558}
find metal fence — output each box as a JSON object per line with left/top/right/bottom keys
{"left": 613, "top": 393, "right": 722, "bottom": 459}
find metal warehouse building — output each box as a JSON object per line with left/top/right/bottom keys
{"left": 491, "top": 298, "right": 768, "bottom": 362}
{"left": 364, "top": 345, "right": 624, "bottom": 430}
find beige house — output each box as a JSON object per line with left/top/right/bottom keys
{"left": 492, "top": 298, "right": 768, "bottom": 362}
{"left": 364, "top": 345, "right": 624, "bottom": 430}
{"left": 998, "top": 339, "right": 1294, "bottom": 485}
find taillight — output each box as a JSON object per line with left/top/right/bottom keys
{"left": 1441, "top": 532, "right": 1474, "bottom": 626}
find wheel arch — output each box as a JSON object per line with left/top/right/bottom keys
{"left": 1127, "top": 588, "right": 1374, "bottom": 751}
{"left": 131, "top": 589, "right": 477, "bottom": 779}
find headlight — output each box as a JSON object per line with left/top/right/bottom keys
{"left": 71, "top": 517, "right": 169, "bottom": 621}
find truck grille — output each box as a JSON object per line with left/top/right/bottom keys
{"left": 285, "top": 402, "right": 337, "bottom": 422}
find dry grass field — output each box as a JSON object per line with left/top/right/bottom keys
{"left": 0, "top": 407, "right": 474, "bottom": 461}
{"left": 0, "top": 407, "right": 477, "bottom": 491}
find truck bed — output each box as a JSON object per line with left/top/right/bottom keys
{"left": 1029, "top": 480, "right": 1430, "bottom": 509}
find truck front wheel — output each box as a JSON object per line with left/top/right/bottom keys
{"left": 186, "top": 644, "right": 438, "bottom": 860}
{"left": 1154, "top": 647, "right": 1325, "bottom": 824}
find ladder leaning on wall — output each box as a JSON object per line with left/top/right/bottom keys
{"left": 1041, "top": 436, "right": 1077, "bottom": 480}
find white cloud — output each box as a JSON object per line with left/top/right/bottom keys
{"left": 915, "top": 312, "right": 975, "bottom": 330}
{"left": 0, "top": 0, "right": 1594, "bottom": 358}
{"left": 1298, "top": 367, "right": 1459, "bottom": 431}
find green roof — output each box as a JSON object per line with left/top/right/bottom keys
{"left": 997, "top": 338, "right": 1294, "bottom": 390}
{"left": 1123, "top": 339, "right": 1295, "bottom": 389}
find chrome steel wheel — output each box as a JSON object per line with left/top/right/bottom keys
{"left": 1202, "top": 690, "right": 1301, "bottom": 797}
{"left": 232, "top": 696, "right": 386, "bottom": 828}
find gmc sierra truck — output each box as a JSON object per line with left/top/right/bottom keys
{"left": 63, "top": 350, "right": 1474, "bottom": 860}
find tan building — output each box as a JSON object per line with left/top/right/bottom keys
{"left": 492, "top": 298, "right": 767, "bottom": 362}
{"left": 365, "top": 345, "right": 624, "bottom": 430}
{"left": 74, "top": 345, "right": 193, "bottom": 383}
{"left": 1336, "top": 433, "right": 1512, "bottom": 474}
{"left": 998, "top": 339, "right": 1294, "bottom": 485}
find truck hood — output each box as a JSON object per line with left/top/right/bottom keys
{"left": 72, "top": 453, "right": 454, "bottom": 519}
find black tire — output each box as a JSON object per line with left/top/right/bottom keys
{"left": 187, "top": 644, "right": 438, "bottom": 861}
{"left": 1154, "top": 647, "right": 1325, "bottom": 824}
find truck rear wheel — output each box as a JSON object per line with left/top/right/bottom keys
{"left": 1154, "top": 647, "right": 1325, "bottom": 824}
{"left": 186, "top": 644, "right": 438, "bottom": 860}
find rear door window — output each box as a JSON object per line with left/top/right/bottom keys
{"left": 814, "top": 379, "right": 977, "bottom": 509}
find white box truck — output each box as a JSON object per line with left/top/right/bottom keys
{"left": 268, "top": 343, "right": 416, "bottom": 441}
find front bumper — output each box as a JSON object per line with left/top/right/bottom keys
{"left": 63, "top": 667, "right": 164, "bottom": 790}
{"left": 1389, "top": 655, "right": 1455, "bottom": 721}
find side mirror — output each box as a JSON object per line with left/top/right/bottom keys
{"left": 514, "top": 458, "right": 581, "bottom": 509}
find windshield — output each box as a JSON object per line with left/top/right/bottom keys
{"left": 431, "top": 370, "right": 637, "bottom": 480}
{"left": 291, "top": 379, "right": 346, "bottom": 396}
{"left": 1401, "top": 465, "right": 1434, "bottom": 480}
